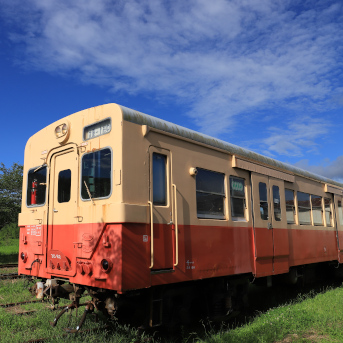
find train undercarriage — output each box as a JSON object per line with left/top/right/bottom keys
{"left": 36, "top": 274, "right": 250, "bottom": 331}
{"left": 34, "top": 261, "right": 343, "bottom": 332}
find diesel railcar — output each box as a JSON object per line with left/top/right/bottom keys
{"left": 18, "top": 103, "right": 343, "bottom": 328}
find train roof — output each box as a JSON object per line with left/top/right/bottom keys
{"left": 120, "top": 104, "right": 343, "bottom": 190}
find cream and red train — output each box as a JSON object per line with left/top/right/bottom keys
{"left": 19, "top": 103, "right": 343, "bottom": 326}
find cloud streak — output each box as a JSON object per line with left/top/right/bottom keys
{"left": 1, "top": 0, "right": 343, "bottom": 159}
{"left": 295, "top": 156, "right": 343, "bottom": 183}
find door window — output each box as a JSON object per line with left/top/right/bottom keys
{"left": 152, "top": 153, "right": 167, "bottom": 206}
{"left": 259, "top": 182, "right": 269, "bottom": 220}
{"left": 272, "top": 185, "right": 281, "bottom": 221}
{"left": 58, "top": 169, "right": 71, "bottom": 203}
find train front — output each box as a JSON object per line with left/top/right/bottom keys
{"left": 18, "top": 104, "right": 130, "bottom": 314}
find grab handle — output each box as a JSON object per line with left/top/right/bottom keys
{"left": 148, "top": 201, "right": 154, "bottom": 269}
{"left": 172, "top": 184, "right": 179, "bottom": 267}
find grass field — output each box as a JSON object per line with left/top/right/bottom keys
{"left": 1, "top": 240, "right": 343, "bottom": 342}
{"left": 0, "top": 238, "right": 19, "bottom": 264}
{"left": 0, "top": 278, "right": 342, "bottom": 342}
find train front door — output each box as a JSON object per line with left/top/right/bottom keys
{"left": 251, "top": 173, "right": 289, "bottom": 277}
{"left": 149, "top": 147, "right": 174, "bottom": 271}
{"left": 46, "top": 146, "right": 78, "bottom": 276}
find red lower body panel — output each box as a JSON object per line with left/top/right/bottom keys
{"left": 18, "top": 223, "right": 340, "bottom": 293}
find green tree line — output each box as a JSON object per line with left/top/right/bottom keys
{"left": 0, "top": 163, "right": 23, "bottom": 239}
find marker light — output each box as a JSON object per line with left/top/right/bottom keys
{"left": 21, "top": 252, "right": 28, "bottom": 263}
{"left": 101, "top": 259, "right": 112, "bottom": 273}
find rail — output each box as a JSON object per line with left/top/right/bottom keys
{"left": 0, "top": 263, "right": 18, "bottom": 269}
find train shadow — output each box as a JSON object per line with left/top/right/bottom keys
{"left": 143, "top": 275, "right": 343, "bottom": 342}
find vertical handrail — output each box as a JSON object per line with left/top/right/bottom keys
{"left": 148, "top": 201, "right": 154, "bottom": 269}
{"left": 172, "top": 184, "right": 179, "bottom": 267}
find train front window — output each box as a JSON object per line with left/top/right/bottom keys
{"left": 196, "top": 168, "right": 225, "bottom": 219}
{"left": 81, "top": 148, "right": 112, "bottom": 200}
{"left": 26, "top": 166, "right": 47, "bottom": 206}
{"left": 58, "top": 169, "right": 71, "bottom": 203}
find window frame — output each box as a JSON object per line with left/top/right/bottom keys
{"left": 80, "top": 146, "right": 113, "bottom": 202}
{"left": 338, "top": 200, "right": 343, "bottom": 226}
{"left": 259, "top": 182, "right": 269, "bottom": 221}
{"left": 297, "top": 191, "right": 311, "bottom": 225}
{"left": 152, "top": 152, "right": 168, "bottom": 206}
{"left": 324, "top": 197, "right": 333, "bottom": 227}
{"left": 311, "top": 194, "right": 323, "bottom": 226}
{"left": 285, "top": 189, "right": 295, "bottom": 224}
{"left": 272, "top": 185, "right": 281, "bottom": 222}
{"left": 26, "top": 165, "right": 48, "bottom": 208}
{"left": 229, "top": 176, "right": 246, "bottom": 221}
{"left": 58, "top": 169, "right": 72, "bottom": 204}
{"left": 196, "top": 168, "right": 226, "bottom": 220}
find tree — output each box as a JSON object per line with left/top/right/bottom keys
{"left": 0, "top": 163, "right": 23, "bottom": 229}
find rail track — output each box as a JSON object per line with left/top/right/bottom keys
{"left": 23, "top": 325, "right": 112, "bottom": 343}
{"left": 0, "top": 299, "right": 42, "bottom": 308}
{"left": 0, "top": 272, "right": 30, "bottom": 280}
{"left": 0, "top": 263, "right": 18, "bottom": 269}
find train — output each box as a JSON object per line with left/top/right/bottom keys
{"left": 18, "top": 103, "right": 343, "bottom": 329}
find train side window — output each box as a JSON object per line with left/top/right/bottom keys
{"left": 196, "top": 168, "right": 225, "bottom": 219}
{"left": 297, "top": 192, "right": 311, "bottom": 225}
{"left": 285, "top": 189, "right": 295, "bottom": 223}
{"left": 259, "top": 182, "right": 268, "bottom": 220}
{"left": 311, "top": 195, "right": 323, "bottom": 226}
{"left": 152, "top": 153, "right": 167, "bottom": 206}
{"left": 273, "top": 185, "right": 281, "bottom": 221}
{"left": 81, "top": 148, "right": 112, "bottom": 200}
{"left": 324, "top": 198, "right": 332, "bottom": 227}
{"left": 26, "top": 166, "right": 47, "bottom": 207}
{"left": 229, "top": 176, "right": 246, "bottom": 220}
{"left": 58, "top": 169, "right": 71, "bottom": 203}
{"left": 338, "top": 201, "right": 343, "bottom": 226}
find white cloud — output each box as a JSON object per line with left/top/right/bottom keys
{"left": 294, "top": 156, "right": 343, "bottom": 183}
{"left": 250, "top": 116, "right": 332, "bottom": 157}
{"left": 1, "top": 0, "right": 343, "bottom": 155}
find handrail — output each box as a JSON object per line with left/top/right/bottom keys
{"left": 148, "top": 201, "right": 154, "bottom": 269}
{"left": 172, "top": 184, "right": 179, "bottom": 267}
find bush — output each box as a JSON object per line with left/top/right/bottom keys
{"left": 0, "top": 222, "right": 20, "bottom": 244}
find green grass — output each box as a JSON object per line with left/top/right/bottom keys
{"left": 1, "top": 277, "right": 343, "bottom": 342}
{"left": 196, "top": 287, "right": 343, "bottom": 343}
{"left": 0, "top": 279, "right": 156, "bottom": 343}
{"left": 0, "top": 238, "right": 19, "bottom": 263}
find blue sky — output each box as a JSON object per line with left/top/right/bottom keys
{"left": 0, "top": 0, "right": 343, "bottom": 182}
